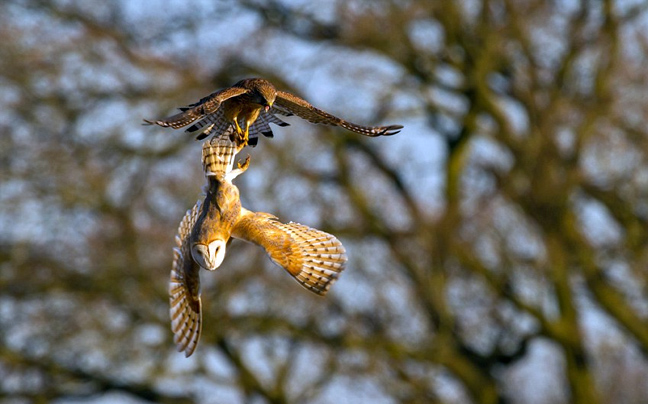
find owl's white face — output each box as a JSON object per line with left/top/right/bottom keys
{"left": 191, "top": 240, "right": 226, "bottom": 270}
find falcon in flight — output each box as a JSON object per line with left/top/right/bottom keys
{"left": 145, "top": 78, "right": 403, "bottom": 147}
{"left": 170, "top": 131, "right": 348, "bottom": 356}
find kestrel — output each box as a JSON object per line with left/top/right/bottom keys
{"left": 170, "top": 132, "right": 348, "bottom": 356}
{"left": 144, "top": 78, "right": 403, "bottom": 147}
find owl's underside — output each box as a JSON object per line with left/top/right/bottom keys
{"left": 170, "top": 135, "right": 348, "bottom": 357}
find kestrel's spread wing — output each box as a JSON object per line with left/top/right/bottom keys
{"left": 274, "top": 90, "right": 403, "bottom": 137}
{"left": 170, "top": 200, "right": 203, "bottom": 357}
{"left": 145, "top": 78, "right": 402, "bottom": 147}
{"left": 232, "top": 209, "right": 347, "bottom": 295}
{"left": 185, "top": 109, "right": 232, "bottom": 141}
{"left": 144, "top": 86, "right": 249, "bottom": 129}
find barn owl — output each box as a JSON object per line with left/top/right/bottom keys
{"left": 145, "top": 77, "right": 403, "bottom": 147}
{"left": 169, "top": 132, "right": 347, "bottom": 356}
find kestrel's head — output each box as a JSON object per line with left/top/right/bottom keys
{"left": 191, "top": 240, "right": 226, "bottom": 270}
{"left": 250, "top": 79, "right": 277, "bottom": 111}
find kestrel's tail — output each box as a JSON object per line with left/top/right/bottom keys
{"left": 232, "top": 210, "right": 348, "bottom": 295}
{"left": 186, "top": 110, "right": 289, "bottom": 146}
{"left": 201, "top": 134, "right": 248, "bottom": 181}
{"left": 247, "top": 112, "right": 290, "bottom": 144}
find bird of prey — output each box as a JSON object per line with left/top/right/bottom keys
{"left": 144, "top": 77, "right": 403, "bottom": 147}
{"left": 170, "top": 132, "right": 347, "bottom": 356}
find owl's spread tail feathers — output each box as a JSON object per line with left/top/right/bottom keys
{"left": 201, "top": 135, "right": 248, "bottom": 181}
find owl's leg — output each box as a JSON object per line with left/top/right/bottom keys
{"left": 237, "top": 155, "right": 251, "bottom": 171}
{"left": 228, "top": 155, "right": 251, "bottom": 181}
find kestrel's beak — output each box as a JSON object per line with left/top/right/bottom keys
{"left": 191, "top": 240, "right": 227, "bottom": 270}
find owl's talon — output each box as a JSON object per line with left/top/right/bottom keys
{"left": 237, "top": 155, "right": 251, "bottom": 171}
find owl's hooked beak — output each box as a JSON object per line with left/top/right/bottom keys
{"left": 191, "top": 240, "right": 226, "bottom": 270}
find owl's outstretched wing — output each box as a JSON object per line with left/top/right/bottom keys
{"left": 144, "top": 86, "right": 249, "bottom": 129}
{"left": 232, "top": 209, "right": 347, "bottom": 295}
{"left": 274, "top": 90, "right": 403, "bottom": 137}
{"left": 170, "top": 200, "right": 203, "bottom": 357}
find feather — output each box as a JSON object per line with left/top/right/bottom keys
{"left": 169, "top": 200, "right": 203, "bottom": 357}
{"left": 232, "top": 209, "right": 347, "bottom": 296}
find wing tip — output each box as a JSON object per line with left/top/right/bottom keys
{"left": 380, "top": 124, "right": 403, "bottom": 136}
{"left": 286, "top": 225, "right": 348, "bottom": 295}
{"left": 170, "top": 307, "right": 202, "bottom": 357}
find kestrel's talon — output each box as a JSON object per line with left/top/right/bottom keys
{"left": 240, "top": 126, "right": 250, "bottom": 148}
{"left": 234, "top": 119, "right": 243, "bottom": 135}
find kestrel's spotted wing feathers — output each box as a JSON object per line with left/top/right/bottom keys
{"left": 233, "top": 209, "right": 347, "bottom": 295}
{"left": 144, "top": 86, "right": 249, "bottom": 129}
{"left": 274, "top": 90, "right": 403, "bottom": 137}
{"left": 169, "top": 200, "right": 203, "bottom": 357}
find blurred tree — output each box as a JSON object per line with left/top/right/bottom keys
{"left": 1, "top": 0, "right": 648, "bottom": 403}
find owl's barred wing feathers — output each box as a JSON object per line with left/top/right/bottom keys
{"left": 169, "top": 200, "right": 203, "bottom": 357}
{"left": 233, "top": 209, "right": 347, "bottom": 295}
{"left": 144, "top": 87, "right": 249, "bottom": 129}
{"left": 274, "top": 90, "right": 403, "bottom": 137}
